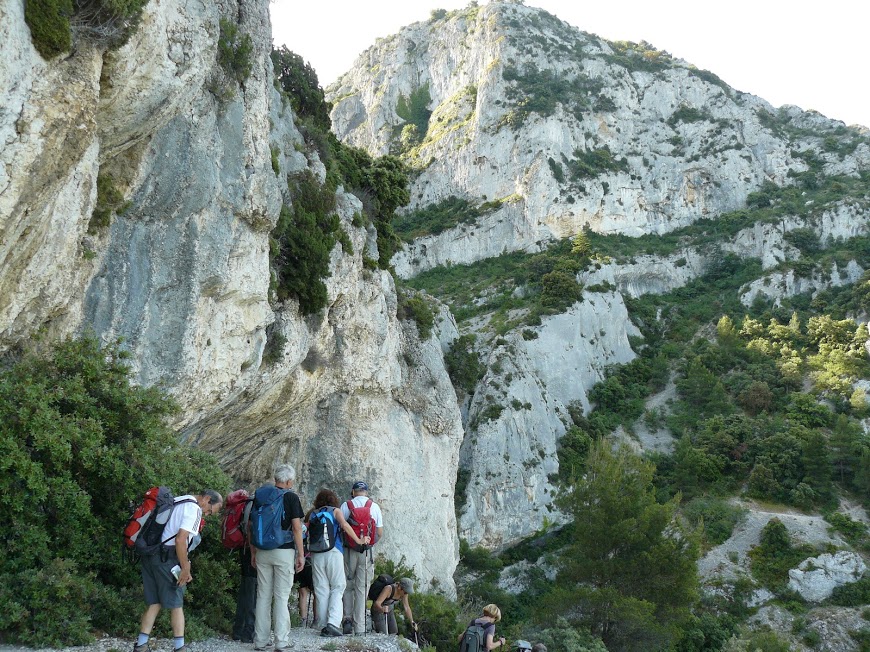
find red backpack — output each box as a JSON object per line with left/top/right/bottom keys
{"left": 123, "top": 486, "right": 196, "bottom": 559}
{"left": 344, "top": 498, "right": 376, "bottom": 551}
{"left": 222, "top": 489, "right": 253, "bottom": 550}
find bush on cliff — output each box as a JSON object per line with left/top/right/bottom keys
{"left": 0, "top": 335, "right": 234, "bottom": 645}
{"left": 25, "top": 0, "right": 150, "bottom": 58}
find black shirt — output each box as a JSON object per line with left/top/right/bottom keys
{"left": 279, "top": 490, "right": 304, "bottom": 549}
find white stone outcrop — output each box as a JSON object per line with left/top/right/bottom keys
{"left": 458, "top": 292, "right": 639, "bottom": 547}
{"left": 788, "top": 551, "right": 866, "bottom": 603}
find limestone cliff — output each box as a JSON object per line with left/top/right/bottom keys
{"left": 328, "top": 0, "right": 870, "bottom": 551}
{"left": 1, "top": 0, "right": 461, "bottom": 591}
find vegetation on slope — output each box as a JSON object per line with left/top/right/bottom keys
{"left": 0, "top": 336, "right": 234, "bottom": 645}
{"left": 269, "top": 48, "right": 410, "bottom": 314}
{"left": 25, "top": 0, "right": 151, "bottom": 58}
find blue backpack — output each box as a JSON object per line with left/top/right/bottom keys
{"left": 251, "top": 485, "right": 292, "bottom": 550}
{"left": 308, "top": 507, "right": 338, "bottom": 553}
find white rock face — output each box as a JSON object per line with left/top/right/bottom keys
{"left": 740, "top": 261, "right": 865, "bottom": 307}
{"left": 1, "top": 0, "right": 463, "bottom": 591}
{"left": 458, "top": 292, "right": 639, "bottom": 547}
{"left": 329, "top": 2, "right": 867, "bottom": 275}
{"left": 788, "top": 551, "right": 867, "bottom": 603}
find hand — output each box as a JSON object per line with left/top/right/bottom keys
{"left": 412, "top": 622, "right": 419, "bottom": 631}
{"left": 357, "top": 543, "right": 369, "bottom": 552}
{"left": 499, "top": 638, "right": 506, "bottom": 647}
{"left": 178, "top": 567, "right": 193, "bottom": 586}
{"left": 295, "top": 555, "right": 305, "bottom": 573}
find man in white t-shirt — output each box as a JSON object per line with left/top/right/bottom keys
{"left": 340, "top": 481, "right": 384, "bottom": 635}
{"left": 133, "top": 489, "right": 223, "bottom": 652}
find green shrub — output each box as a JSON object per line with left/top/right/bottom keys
{"left": 396, "top": 84, "right": 433, "bottom": 138}
{"left": 444, "top": 334, "right": 485, "bottom": 394}
{"left": 565, "top": 146, "right": 629, "bottom": 180}
{"left": 548, "top": 157, "right": 565, "bottom": 183}
{"left": 393, "top": 196, "right": 500, "bottom": 242}
{"left": 89, "top": 171, "right": 126, "bottom": 232}
{"left": 667, "top": 106, "right": 709, "bottom": 127}
{"left": 412, "top": 592, "right": 467, "bottom": 650}
{"left": 269, "top": 172, "right": 340, "bottom": 314}
{"left": 271, "top": 46, "right": 332, "bottom": 132}
{"left": 829, "top": 576, "right": 870, "bottom": 607}
{"left": 270, "top": 145, "right": 280, "bottom": 174}
{"left": 399, "top": 293, "right": 436, "bottom": 340}
{"left": 682, "top": 496, "right": 746, "bottom": 546}
{"left": 218, "top": 18, "right": 253, "bottom": 85}
{"left": 24, "top": 0, "right": 73, "bottom": 58}
{"left": 0, "top": 335, "right": 233, "bottom": 645}
{"left": 26, "top": 0, "right": 149, "bottom": 57}
{"left": 748, "top": 519, "right": 815, "bottom": 591}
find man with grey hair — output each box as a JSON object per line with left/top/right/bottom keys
{"left": 250, "top": 464, "right": 304, "bottom": 652}
{"left": 133, "top": 489, "right": 223, "bottom": 652}
{"left": 341, "top": 481, "right": 384, "bottom": 635}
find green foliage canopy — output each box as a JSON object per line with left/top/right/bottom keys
{"left": 0, "top": 336, "right": 233, "bottom": 645}
{"left": 552, "top": 442, "right": 700, "bottom": 652}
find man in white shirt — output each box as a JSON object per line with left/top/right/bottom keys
{"left": 133, "top": 489, "right": 223, "bottom": 652}
{"left": 341, "top": 481, "right": 384, "bottom": 635}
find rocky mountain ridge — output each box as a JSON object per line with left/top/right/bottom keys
{"left": 328, "top": 0, "right": 870, "bottom": 552}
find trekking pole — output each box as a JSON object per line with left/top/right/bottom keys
{"left": 364, "top": 545, "right": 370, "bottom": 636}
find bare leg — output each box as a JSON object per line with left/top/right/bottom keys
{"left": 140, "top": 604, "right": 161, "bottom": 634}
{"left": 170, "top": 607, "right": 185, "bottom": 637}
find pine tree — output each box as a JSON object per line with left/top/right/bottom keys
{"left": 552, "top": 442, "right": 699, "bottom": 652}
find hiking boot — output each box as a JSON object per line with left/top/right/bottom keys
{"left": 320, "top": 624, "right": 343, "bottom": 637}
{"left": 133, "top": 644, "right": 151, "bottom": 652}
{"left": 174, "top": 647, "right": 187, "bottom": 652}
{"left": 341, "top": 619, "right": 353, "bottom": 635}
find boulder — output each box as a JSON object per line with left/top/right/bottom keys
{"left": 788, "top": 551, "right": 866, "bottom": 602}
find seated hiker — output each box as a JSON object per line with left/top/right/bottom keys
{"left": 370, "top": 577, "right": 416, "bottom": 635}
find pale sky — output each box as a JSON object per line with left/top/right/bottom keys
{"left": 270, "top": 0, "right": 870, "bottom": 129}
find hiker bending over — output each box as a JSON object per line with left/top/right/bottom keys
{"left": 309, "top": 489, "right": 370, "bottom": 637}
{"left": 458, "top": 604, "right": 505, "bottom": 651}
{"left": 371, "top": 577, "right": 416, "bottom": 635}
{"left": 134, "top": 490, "right": 223, "bottom": 652}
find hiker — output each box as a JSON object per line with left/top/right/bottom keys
{"left": 295, "top": 508, "right": 315, "bottom": 627}
{"left": 341, "top": 481, "right": 384, "bottom": 635}
{"left": 512, "top": 641, "right": 532, "bottom": 652}
{"left": 223, "top": 489, "right": 257, "bottom": 643}
{"left": 458, "top": 604, "right": 505, "bottom": 651}
{"left": 250, "top": 464, "right": 305, "bottom": 652}
{"left": 370, "top": 577, "right": 416, "bottom": 635}
{"left": 310, "top": 488, "right": 371, "bottom": 637}
{"left": 232, "top": 543, "right": 257, "bottom": 642}
{"left": 133, "top": 489, "right": 223, "bottom": 652}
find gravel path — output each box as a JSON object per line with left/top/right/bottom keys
{"left": 0, "top": 628, "right": 410, "bottom": 652}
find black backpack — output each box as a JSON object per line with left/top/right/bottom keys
{"left": 308, "top": 507, "right": 338, "bottom": 553}
{"left": 367, "top": 573, "right": 394, "bottom": 601}
{"left": 459, "top": 622, "right": 488, "bottom": 652}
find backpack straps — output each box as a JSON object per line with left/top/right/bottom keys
{"left": 159, "top": 497, "right": 199, "bottom": 548}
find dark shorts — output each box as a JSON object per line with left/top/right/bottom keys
{"left": 295, "top": 558, "right": 313, "bottom": 591}
{"left": 141, "top": 549, "right": 185, "bottom": 609}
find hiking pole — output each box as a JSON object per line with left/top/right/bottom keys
{"left": 364, "top": 546, "right": 369, "bottom": 636}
